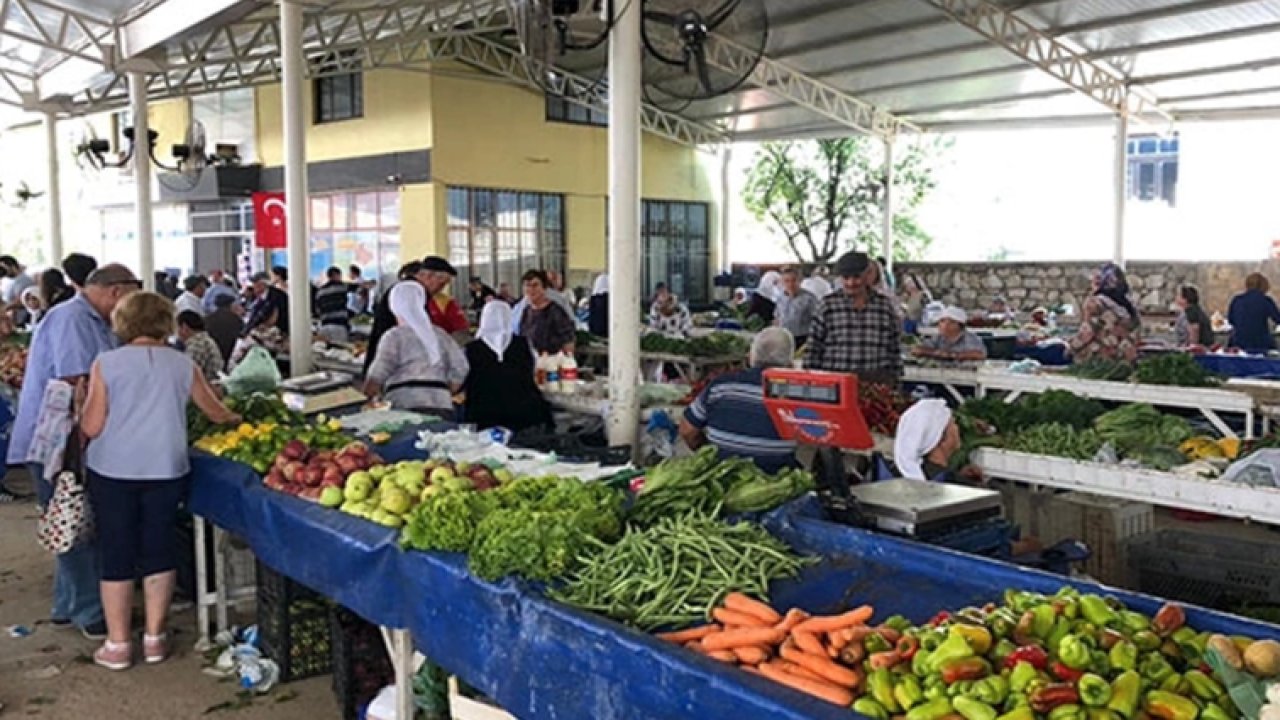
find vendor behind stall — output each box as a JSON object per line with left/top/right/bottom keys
{"left": 913, "top": 306, "right": 987, "bottom": 362}
{"left": 1227, "top": 273, "right": 1280, "bottom": 353}
{"left": 679, "top": 328, "right": 798, "bottom": 473}
{"left": 364, "top": 282, "right": 468, "bottom": 416}
{"left": 1175, "top": 285, "right": 1214, "bottom": 347}
{"left": 649, "top": 292, "right": 693, "bottom": 337}
{"left": 893, "top": 399, "right": 962, "bottom": 481}
{"left": 804, "top": 251, "right": 903, "bottom": 385}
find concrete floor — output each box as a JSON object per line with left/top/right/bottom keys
{"left": 0, "top": 470, "right": 341, "bottom": 719}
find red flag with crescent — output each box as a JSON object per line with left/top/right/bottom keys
{"left": 253, "top": 192, "right": 287, "bottom": 249}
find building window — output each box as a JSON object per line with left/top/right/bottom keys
{"left": 447, "top": 187, "right": 565, "bottom": 292}
{"left": 642, "top": 200, "right": 710, "bottom": 305}
{"left": 1126, "top": 133, "right": 1178, "bottom": 206}
{"left": 546, "top": 94, "right": 607, "bottom": 127}
{"left": 314, "top": 52, "right": 364, "bottom": 124}
{"left": 269, "top": 190, "right": 400, "bottom": 286}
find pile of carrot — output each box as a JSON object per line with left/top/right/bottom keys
{"left": 655, "top": 592, "right": 879, "bottom": 707}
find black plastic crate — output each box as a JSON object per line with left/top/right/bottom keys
{"left": 513, "top": 425, "right": 631, "bottom": 465}
{"left": 1127, "top": 529, "right": 1280, "bottom": 611}
{"left": 255, "top": 561, "right": 332, "bottom": 682}
{"left": 330, "top": 606, "right": 395, "bottom": 720}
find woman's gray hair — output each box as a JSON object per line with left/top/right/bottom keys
{"left": 750, "top": 327, "right": 795, "bottom": 368}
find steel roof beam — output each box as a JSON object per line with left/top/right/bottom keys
{"left": 921, "top": 0, "right": 1173, "bottom": 123}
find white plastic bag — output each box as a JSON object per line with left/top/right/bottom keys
{"left": 1221, "top": 449, "right": 1280, "bottom": 488}
{"left": 224, "top": 346, "right": 282, "bottom": 396}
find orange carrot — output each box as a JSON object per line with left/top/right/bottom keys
{"left": 792, "top": 631, "right": 826, "bottom": 658}
{"left": 702, "top": 627, "right": 786, "bottom": 652}
{"left": 733, "top": 646, "right": 770, "bottom": 665}
{"left": 707, "top": 650, "right": 737, "bottom": 662}
{"left": 775, "top": 659, "right": 826, "bottom": 683}
{"left": 724, "top": 592, "right": 783, "bottom": 624}
{"left": 780, "top": 643, "right": 864, "bottom": 689}
{"left": 713, "top": 607, "right": 772, "bottom": 628}
{"left": 791, "top": 605, "right": 874, "bottom": 635}
{"left": 741, "top": 665, "right": 762, "bottom": 675}
{"left": 685, "top": 640, "right": 704, "bottom": 652}
{"left": 657, "top": 624, "right": 721, "bottom": 644}
{"left": 829, "top": 629, "right": 852, "bottom": 652}
{"left": 775, "top": 608, "right": 810, "bottom": 633}
{"left": 868, "top": 650, "right": 902, "bottom": 670}
{"left": 758, "top": 662, "right": 856, "bottom": 706}
{"left": 826, "top": 640, "right": 840, "bottom": 658}
{"left": 874, "top": 627, "right": 902, "bottom": 645}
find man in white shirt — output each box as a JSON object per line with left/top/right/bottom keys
{"left": 0, "top": 255, "right": 34, "bottom": 305}
{"left": 174, "top": 275, "right": 208, "bottom": 316}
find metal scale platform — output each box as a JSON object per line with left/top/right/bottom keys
{"left": 280, "top": 371, "right": 365, "bottom": 415}
{"left": 847, "top": 478, "right": 1002, "bottom": 539}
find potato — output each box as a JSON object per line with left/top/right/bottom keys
{"left": 1244, "top": 639, "right": 1280, "bottom": 678}
{"left": 1207, "top": 634, "right": 1243, "bottom": 670}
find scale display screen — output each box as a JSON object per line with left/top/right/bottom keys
{"left": 766, "top": 380, "right": 840, "bottom": 404}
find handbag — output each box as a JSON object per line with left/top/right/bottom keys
{"left": 36, "top": 432, "right": 95, "bottom": 555}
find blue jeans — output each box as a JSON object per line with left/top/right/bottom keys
{"left": 30, "top": 463, "right": 103, "bottom": 628}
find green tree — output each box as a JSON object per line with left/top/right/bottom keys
{"left": 742, "top": 135, "right": 949, "bottom": 265}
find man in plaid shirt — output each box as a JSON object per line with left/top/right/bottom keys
{"left": 804, "top": 251, "right": 903, "bottom": 384}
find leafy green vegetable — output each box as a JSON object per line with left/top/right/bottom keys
{"left": 1094, "top": 404, "right": 1192, "bottom": 454}
{"left": 958, "top": 390, "right": 1103, "bottom": 433}
{"left": 1133, "top": 353, "right": 1216, "bottom": 387}
{"left": 1005, "top": 423, "right": 1103, "bottom": 460}
{"left": 1067, "top": 358, "right": 1134, "bottom": 381}
{"left": 401, "top": 491, "right": 496, "bottom": 553}
{"left": 640, "top": 332, "right": 750, "bottom": 357}
{"left": 628, "top": 447, "right": 811, "bottom": 525}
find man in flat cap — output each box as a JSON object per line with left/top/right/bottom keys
{"left": 804, "top": 250, "right": 903, "bottom": 385}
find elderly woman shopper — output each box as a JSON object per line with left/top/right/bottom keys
{"left": 463, "top": 301, "right": 552, "bottom": 432}
{"left": 649, "top": 292, "right": 693, "bottom": 337}
{"left": 364, "top": 282, "right": 468, "bottom": 415}
{"left": 1068, "top": 262, "right": 1140, "bottom": 363}
{"left": 744, "top": 271, "right": 781, "bottom": 326}
{"left": 1228, "top": 273, "right": 1280, "bottom": 353}
{"left": 893, "top": 400, "right": 964, "bottom": 482}
{"left": 81, "top": 291, "right": 239, "bottom": 669}
{"left": 913, "top": 306, "right": 987, "bottom": 362}
{"left": 518, "top": 269, "right": 576, "bottom": 355}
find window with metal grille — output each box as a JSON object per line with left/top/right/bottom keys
{"left": 642, "top": 200, "right": 710, "bottom": 305}
{"left": 1126, "top": 133, "right": 1178, "bottom": 206}
{"left": 546, "top": 94, "right": 607, "bottom": 127}
{"left": 447, "top": 187, "right": 565, "bottom": 293}
{"left": 314, "top": 52, "right": 364, "bottom": 124}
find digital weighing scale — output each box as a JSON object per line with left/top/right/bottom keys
{"left": 280, "top": 371, "right": 367, "bottom": 415}
{"left": 761, "top": 368, "right": 1003, "bottom": 542}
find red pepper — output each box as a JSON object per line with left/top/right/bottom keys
{"left": 1003, "top": 645, "right": 1050, "bottom": 670}
{"left": 1030, "top": 684, "right": 1081, "bottom": 714}
{"left": 897, "top": 635, "right": 921, "bottom": 660}
{"left": 928, "top": 611, "right": 952, "bottom": 627}
{"left": 1051, "top": 661, "right": 1086, "bottom": 683}
{"left": 1152, "top": 604, "right": 1185, "bottom": 638}
{"left": 940, "top": 657, "right": 992, "bottom": 684}
{"left": 1199, "top": 663, "right": 1212, "bottom": 675}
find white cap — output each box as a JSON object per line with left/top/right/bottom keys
{"left": 939, "top": 306, "right": 968, "bottom": 325}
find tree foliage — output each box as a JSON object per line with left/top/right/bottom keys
{"left": 742, "top": 135, "right": 950, "bottom": 265}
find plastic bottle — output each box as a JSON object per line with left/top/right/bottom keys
{"left": 560, "top": 352, "right": 579, "bottom": 393}
{"left": 535, "top": 353, "right": 549, "bottom": 389}
{"left": 546, "top": 352, "right": 562, "bottom": 393}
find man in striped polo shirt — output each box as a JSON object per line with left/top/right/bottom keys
{"left": 679, "top": 328, "right": 798, "bottom": 473}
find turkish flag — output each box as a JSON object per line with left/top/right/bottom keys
{"left": 253, "top": 192, "right": 287, "bottom": 249}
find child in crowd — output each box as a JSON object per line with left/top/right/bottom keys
{"left": 80, "top": 292, "right": 240, "bottom": 670}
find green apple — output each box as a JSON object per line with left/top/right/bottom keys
{"left": 493, "top": 468, "right": 514, "bottom": 484}
{"left": 381, "top": 487, "right": 412, "bottom": 515}
{"left": 319, "top": 487, "right": 344, "bottom": 508}
{"left": 419, "top": 485, "right": 442, "bottom": 502}
{"left": 339, "top": 500, "right": 360, "bottom": 514}
{"left": 344, "top": 475, "right": 372, "bottom": 502}
{"left": 455, "top": 461, "right": 472, "bottom": 474}
{"left": 428, "top": 467, "right": 454, "bottom": 485}
{"left": 443, "top": 476, "right": 473, "bottom": 493}
{"left": 395, "top": 467, "right": 420, "bottom": 489}
{"left": 368, "top": 465, "right": 389, "bottom": 480}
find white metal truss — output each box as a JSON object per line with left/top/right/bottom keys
{"left": 0, "top": 0, "right": 119, "bottom": 71}
{"left": 922, "top": 0, "right": 1175, "bottom": 123}
{"left": 701, "top": 33, "right": 917, "bottom": 139}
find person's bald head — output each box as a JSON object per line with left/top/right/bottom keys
{"left": 83, "top": 264, "right": 141, "bottom": 320}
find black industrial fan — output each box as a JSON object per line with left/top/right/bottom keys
{"left": 513, "top": 0, "right": 612, "bottom": 89}
{"left": 641, "top": 0, "right": 768, "bottom": 102}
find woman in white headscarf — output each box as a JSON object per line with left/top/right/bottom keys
{"left": 744, "top": 271, "right": 782, "bottom": 326}
{"left": 892, "top": 399, "right": 962, "bottom": 481}
{"left": 463, "top": 300, "right": 552, "bottom": 432}
{"left": 364, "top": 281, "right": 469, "bottom": 415}
{"left": 588, "top": 273, "right": 610, "bottom": 337}
{"left": 801, "top": 275, "right": 832, "bottom": 300}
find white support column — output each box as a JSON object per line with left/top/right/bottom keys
{"left": 881, "top": 137, "right": 896, "bottom": 275}
{"left": 606, "top": 0, "right": 642, "bottom": 450}
{"left": 43, "top": 111, "right": 62, "bottom": 264}
{"left": 281, "top": 0, "right": 312, "bottom": 377}
{"left": 1112, "top": 111, "right": 1129, "bottom": 266}
{"left": 718, "top": 146, "right": 732, "bottom": 275}
{"left": 129, "top": 72, "right": 153, "bottom": 289}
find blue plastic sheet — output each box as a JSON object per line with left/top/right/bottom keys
{"left": 189, "top": 435, "right": 1280, "bottom": 720}
{"left": 1196, "top": 353, "right": 1280, "bottom": 379}
{"left": 1013, "top": 344, "right": 1070, "bottom": 367}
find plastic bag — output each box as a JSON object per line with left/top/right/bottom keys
{"left": 224, "top": 346, "right": 281, "bottom": 396}
{"left": 1221, "top": 449, "right": 1280, "bottom": 488}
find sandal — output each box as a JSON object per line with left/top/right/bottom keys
{"left": 93, "top": 641, "right": 132, "bottom": 671}
{"left": 143, "top": 633, "right": 169, "bottom": 664}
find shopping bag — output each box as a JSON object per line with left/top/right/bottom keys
{"left": 36, "top": 435, "right": 94, "bottom": 554}
{"left": 224, "top": 346, "right": 282, "bottom": 396}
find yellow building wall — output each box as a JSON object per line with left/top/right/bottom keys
{"left": 256, "top": 69, "right": 433, "bottom": 166}
{"left": 149, "top": 98, "right": 190, "bottom": 153}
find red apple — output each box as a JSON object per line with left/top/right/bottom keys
{"left": 303, "top": 466, "right": 324, "bottom": 487}
{"left": 273, "top": 454, "right": 290, "bottom": 472}
{"left": 313, "top": 450, "right": 335, "bottom": 464}
{"left": 264, "top": 469, "right": 286, "bottom": 491}
{"left": 321, "top": 467, "right": 344, "bottom": 487}
{"left": 282, "top": 461, "right": 305, "bottom": 485}
{"left": 367, "top": 453, "right": 384, "bottom": 466}
{"left": 335, "top": 455, "right": 360, "bottom": 475}
{"left": 342, "top": 442, "right": 368, "bottom": 457}
{"left": 282, "top": 439, "right": 309, "bottom": 461}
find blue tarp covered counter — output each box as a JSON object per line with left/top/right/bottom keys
{"left": 1196, "top": 353, "right": 1280, "bottom": 379}
{"left": 187, "top": 442, "right": 1280, "bottom": 720}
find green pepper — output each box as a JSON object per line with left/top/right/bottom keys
{"left": 866, "top": 631, "right": 893, "bottom": 654}
{"left": 970, "top": 676, "right": 1010, "bottom": 706}
{"left": 1080, "top": 596, "right": 1119, "bottom": 628}
{"left": 1088, "top": 710, "right": 1121, "bottom": 720}
{"left": 992, "top": 638, "right": 1017, "bottom": 666}
{"left": 1030, "top": 605, "right": 1058, "bottom": 638}
{"left": 914, "top": 648, "right": 934, "bottom": 677}
{"left": 952, "top": 625, "right": 994, "bottom": 655}
{"left": 1109, "top": 641, "right": 1138, "bottom": 671}
{"left": 1139, "top": 653, "right": 1175, "bottom": 683}
{"left": 1179, "top": 634, "right": 1208, "bottom": 666}
{"left": 1059, "top": 636, "right": 1093, "bottom": 670}
{"left": 1010, "top": 591, "right": 1047, "bottom": 614}
{"left": 921, "top": 629, "right": 947, "bottom": 652}
{"left": 1055, "top": 587, "right": 1082, "bottom": 599}
{"left": 989, "top": 609, "right": 1019, "bottom": 639}
{"left": 929, "top": 633, "right": 976, "bottom": 672}
{"left": 854, "top": 698, "right": 890, "bottom": 720}
{"left": 955, "top": 696, "right": 999, "bottom": 720}
{"left": 1090, "top": 650, "right": 1112, "bottom": 677}
{"left": 997, "top": 707, "right": 1035, "bottom": 720}
{"left": 1144, "top": 691, "right": 1199, "bottom": 720}
{"left": 1049, "top": 619, "right": 1074, "bottom": 655}
{"left": 1199, "top": 703, "right": 1233, "bottom": 720}
{"left": 1010, "top": 661, "right": 1040, "bottom": 693}
{"left": 950, "top": 681, "right": 976, "bottom": 699}
{"left": 957, "top": 607, "right": 989, "bottom": 626}
{"left": 906, "top": 697, "right": 954, "bottom": 720}
{"left": 1170, "top": 628, "right": 1197, "bottom": 646}
{"left": 896, "top": 674, "right": 925, "bottom": 711}
{"left": 925, "top": 683, "right": 948, "bottom": 702}
{"left": 1119, "top": 611, "right": 1150, "bottom": 634}
{"left": 869, "top": 668, "right": 901, "bottom": 713}
{"left": 884, "top": 615, "right": 912, "bottom": 632}
{"left": 1158, "top": 674, "right": 1188, "bottom": 695}
{"left": 1106, "top": 671, "right": 1142, "bottom": 719}
{"left": 1054, "top": 597, "right": 1081, "bottom": 621}
{"left": 1133, "top": 631, "right": 1162, "bottom": 652}
{"left": 1078, "top": 674, "right": 1113, "bottom": 707}
{"left": 1183, "top": 671, "right": 1224, "bottom": 702}
{"left": 1050, "top": 704, "right": 1087, "bottom": 720}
